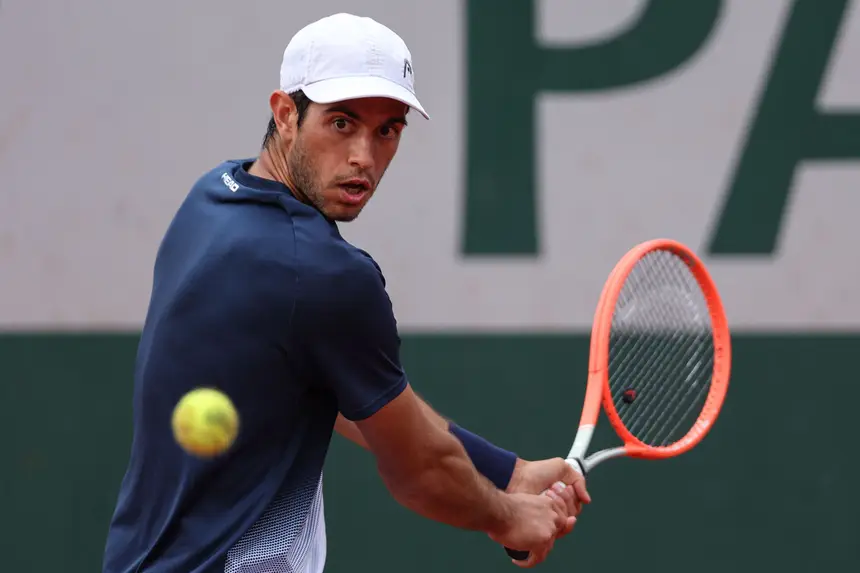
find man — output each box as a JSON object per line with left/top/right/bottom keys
{"left": 102, "top": 12, "right": 589, "bottom": 573}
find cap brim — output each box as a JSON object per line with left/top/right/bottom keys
{"left": 302, "top": 76, "right": 429, "bottom": 120}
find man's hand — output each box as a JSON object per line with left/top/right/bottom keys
{"left": 487, "top": 492, "right": 573, "bottom": 569}
{"left": 497, "top": 458, "right": 591, "bottom": 567}
{"left": 506, "top": 458, "right": 591, "bottom": 536}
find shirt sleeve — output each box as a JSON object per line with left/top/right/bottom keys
{"left": 296, "top": 256, "right": 408, "bottom": 421}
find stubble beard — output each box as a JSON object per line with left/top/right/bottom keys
{"left": 286, "top": 135, "right": 330, "bottom": 216}
{"left": 285, "top": 133, "right": 372, "bottom": 223}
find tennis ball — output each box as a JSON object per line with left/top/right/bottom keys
{"left": 171, "top": 387, "right": 239, "bottom": 458}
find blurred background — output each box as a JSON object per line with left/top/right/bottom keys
{"left": 2, "top": 0, "right": 860, "bottom": 571}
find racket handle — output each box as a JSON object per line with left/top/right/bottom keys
{"left": 505, "top": 547, "right": 530, "bottom": 561}
{"left": 501, "top": 461, "right": 587, "bottom": 563}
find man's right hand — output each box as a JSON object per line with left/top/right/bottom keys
{"left": 488, "top": 491, "right": 574, "bottom": 568}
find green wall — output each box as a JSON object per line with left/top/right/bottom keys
{"left": 2, "top": 333, "right": 858, "bottom": 571}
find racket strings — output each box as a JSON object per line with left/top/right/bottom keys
{"left": 613, "top": 327, "right": 712, "bottom": 442}
{"left": 615, "top": 283, "right": 713, "bottom": 443}
{"left": 607, "top": 250, "right": 714, "bottom": 447}
{"left": 611, "top": 323, "right": 709, "bottom": 443}
{"left": 608, "top": 255, "right": 708, "bottom": 405}
{"left": 611, "top": 339, "right": 709, "bottom": 446}
{"left": 615, "top": 254, "right": 713, "bottom": 445}
{"left": 609, "top": 308, "right": 703, "bottom": 402}
{"left": 636, "top": 349, "right": 713, "bottom": 445}
{"left": 609, "top": 331, "right": 697, "bottom": 426}
{"left": 613, "top": 255, "right": 712, "bottom": 445}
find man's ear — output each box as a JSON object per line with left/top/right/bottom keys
{"left": 270, "top": 90, "right": 299, "bottom": 144}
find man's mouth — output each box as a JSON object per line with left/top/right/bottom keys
{"left": 337, "top": 178, "right": 371, "bottom": 204}
{"left": 340, "top": 177, "right": 370, "bottom": 192}
{"left": 341, "top": 184, "right": 366, "bottom": 195}
{"left": 338, "top": 179, "right": 371, "bottom": 196}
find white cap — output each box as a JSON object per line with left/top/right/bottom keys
{"left": 279, "top": 13, "right": 429, "bottom": 119}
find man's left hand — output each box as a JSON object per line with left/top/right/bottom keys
{"left": 506, "top": 457, "right": 591, "bottom": 538}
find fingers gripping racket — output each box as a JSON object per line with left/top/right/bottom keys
{"left": 505, "top": 239, "right": 731, "bottom": 562}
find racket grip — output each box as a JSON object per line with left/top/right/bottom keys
{"left": 505, "top": 547, "right": 530, "bottom": 561}
{"left": 501, "top": 464, "right": 587, "bottom": 563}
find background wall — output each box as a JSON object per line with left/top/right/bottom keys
{"left": 2, "top": 1, "right": 859, "bottom": 571}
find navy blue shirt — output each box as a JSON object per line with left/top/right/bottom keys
{"left": 103, "top": 159, "right": 408, "bottom": 573}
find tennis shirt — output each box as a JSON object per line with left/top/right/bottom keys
{"left": 102, "top": 159, "right": 408, "bottom": 573}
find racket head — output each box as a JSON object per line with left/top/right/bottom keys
{"left": 591, "top": 239, "right": 731, "bottom": 460}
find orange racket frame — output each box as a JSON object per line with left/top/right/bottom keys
{"left": 565, "top": 238, "right": 731, "bottom": 474}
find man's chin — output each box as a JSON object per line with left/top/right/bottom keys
{"left": 333, "top": 212, "right": 360, "bottom": 223}
{"left": 325, "top": 204, "right": 363, "bottom": 223}
{"left": 326, "top": 194, "right": 374, "bottom": 222}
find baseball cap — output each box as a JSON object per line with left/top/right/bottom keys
{"left": 279, "top": 13, "right": 429, "bottom": 120}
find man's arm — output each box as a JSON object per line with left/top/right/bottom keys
{"left": 337, "top": 395, "right": 591, "bottom": 524}
{"left": 354, "top": 384, "right": 516, "bottom": 533}
{"left": 298, "top": 259, "right": 570, "bottom": 556}
{"left": 335, "top": 391, "right": 446, "bottom": 450}
{"left": 334, "top": 413, "right": 369, "bottom": 448}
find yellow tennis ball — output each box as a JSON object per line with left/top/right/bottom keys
{"left": 171, "top": 387, "right": 239, "bottom": 458}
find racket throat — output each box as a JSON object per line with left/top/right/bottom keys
{"left": 567, "top": 425, "right": 594, "bottom": 461}
{"left": 566, "top": 425, "right": 595, "bottom": 476}
{"left": 586, "top": 446, "right": 627, "bottom": 469}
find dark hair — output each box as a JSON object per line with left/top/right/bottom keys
{"left": 262, "top": 90, "right": 312, "bottom": 149}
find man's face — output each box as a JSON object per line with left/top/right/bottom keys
{"left": 284, "top": 96, "right": 408, "bottom": 222}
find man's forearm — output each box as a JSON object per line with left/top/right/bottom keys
{"left": 413, "top": 393, "right": 520, "bottom": 490}
{"left": 378, "top": 427, "right": 514, "bottom": 534}
{"left": 344, "top": 392, "right": 520, "bottom": 492}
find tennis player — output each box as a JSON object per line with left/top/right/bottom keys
{"left": 102, "top": 13, "right": 589, "bottom": 573}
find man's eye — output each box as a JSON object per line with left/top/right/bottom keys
{"left": 380, "top": 125, "right": 399, "bottom": 139}
{"left": 334, "top": 118, "right": 348, "bottom": 130}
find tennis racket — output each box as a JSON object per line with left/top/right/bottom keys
{"left": 505, "top": 238, "right": 731, "bottom": 562}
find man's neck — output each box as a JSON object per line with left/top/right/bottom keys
{"left": 248, "top": 149, "right": 284, "bottom": 185}
{"left": 248, "top": 145, "right": 310, "bottom": 209}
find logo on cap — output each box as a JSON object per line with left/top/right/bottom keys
{"left": 403, "top": 59, "right": 413, "bottom": 79}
